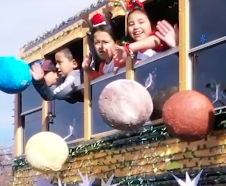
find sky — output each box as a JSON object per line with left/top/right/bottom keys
{"left": 0, "top": 0, "right": 95, "bottom": 147}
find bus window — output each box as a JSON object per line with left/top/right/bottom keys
{"left": 49, "top": 100, "right": 84, "bottom": 140}
{"left": 45, "top": 38, "right": 84, "bottom": 140}
{"left": 144, "top": 0, "right": 178, "bottom": 28}
{"left": 135, "top": 52, "right": 179, "bottom": 121}
{"left": 133, "top": 0, "right": 179, "bottom": 121}
{"left": 21, "top": 62, "right": 43, "bottom": 148}
{"left": 24, "top": 110, "right": 42, "bottom": 147}
{"left": 85, "top": 14, "right": 126, "bottom": 80}
{"left": 90, "top": 16, "right": 126, "bottom": 135}
{"left": 43, "top": 38, "right": 84, "bottom": 103}
{"left": 113, "top": 0, "right": 178, "bottom": 65}
{"left": 193, "top": 43, "right": 226, "bottom": 109}
{"left": 21, "top": 64, "right": 43, "bottom": 113}
{"left": 111, "top": 15, "right": 126, "bottom": 42}
{"left": 45, "top": 38, "right": 83, "bottom": 70}
{"left": 190, "top": 0, "right": 226, "bottom": 48}
{"left": 91, "top": 72, "right": 126, "bottom": 135}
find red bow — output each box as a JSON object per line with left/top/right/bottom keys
{"left": 126, "top": 0, "right": 144, "bottom": 11}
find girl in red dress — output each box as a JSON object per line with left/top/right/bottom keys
{"left": 113, "top": 0, "right": 179, "bottom": 64}
{"left": 82, "top": 13, "right": 125, "bottom": 80}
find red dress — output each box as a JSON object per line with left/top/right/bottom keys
{"left": 88, "top": 59, "right": 126, "bottom": 80}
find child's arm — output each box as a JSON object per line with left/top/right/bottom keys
{"left": 113, "top": 35, "right": 161, "bottom": 63}
{"left": 82, "top": 55, "right": 104, "bottom": 80}
{"left": 33, "top": 70, "right": 83, "bottom": 101}
{"left": 65, "top": 89, "right": 84, "bottom": 104}
{"left": 52, "top": 70, "right": 83, "bottom": 100}
{"left": 129, "top": 35, "right": 161, "bottom": 53}
{"left": 31, "top": 63, "right": 56, "bottom": 101}
{"left": 33, "top": 79, "right": 55, "bottom": 101}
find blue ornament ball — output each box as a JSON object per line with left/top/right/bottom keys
{"left": 0, "top": 56, "right": 32, "bottom": 94}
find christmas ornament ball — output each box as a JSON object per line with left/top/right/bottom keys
{"left": 25, "top": 132, "right": 69, "bottom": 173}
{"left": 151, "top": 86, "right": 178, "bottom": 120}
{"left": 162, "top": 90, "right": 215, "bottom": 142}
{"left": 99, "top": 79, "right": 153, "bottom": 130}
{"left": 0, "top": 56, "right": 31, "bottom": 94}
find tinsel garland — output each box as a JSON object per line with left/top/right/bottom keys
{"left": 61, "top": 167, "right": 226, "bottom": 185}
{"left": 12, "top": 166, "right": 226, "bottom": 186}
{"left": 12, "top": 110, "right": 226, "bottom": 186}
{"left": 13, "top": 110, "right": 226, "bottom": 170}
{"left": 13, "top": 124, "right": 170, "bottom": 170}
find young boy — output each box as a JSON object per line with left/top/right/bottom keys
{"left": 31, "top": 47, "right": 83, "bottom": 103}
{"left": 41, "top": 59, "right": 59, "bottom": 87}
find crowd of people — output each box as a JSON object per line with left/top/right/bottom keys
{"left": 30, "top": 0, "right": 179, "bottom": 103}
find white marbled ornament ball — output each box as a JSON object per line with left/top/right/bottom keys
{"left": 99, "top": 79, "right": 153, "bottom": 130}
{"left": 25, "top": 132, "right": 69, "bottom": 173}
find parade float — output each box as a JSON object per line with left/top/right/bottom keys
{"left": 11, "top": 0, "right": 226, "bottom": 185}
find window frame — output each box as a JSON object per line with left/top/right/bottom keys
{"left": 16, "top": 0, "right": 219, "bottom": 155}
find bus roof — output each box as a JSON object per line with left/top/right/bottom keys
{"left": 23, "top": 0, "right": 107, "bottom": 53}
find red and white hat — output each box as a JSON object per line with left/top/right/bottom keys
{"left": 92, "top": 13, "right": 106, "bottom": 27}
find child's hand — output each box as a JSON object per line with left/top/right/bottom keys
{"left": 156, "top": 20, "right": 179, "bottom": 48}
{"left": 30, "top": 63, "right": 44, "bottom": 81}
{"left": 82, "top": 54, "right": 92, "bottom": 72}
{"left": 113, "top": 45, "right": 128, "bottom": 65}
{"left": 80, "top": 12, "right": 91, "bottom": 27}
{"left": 103, "top": 4, "right": 113, "bottom": 23}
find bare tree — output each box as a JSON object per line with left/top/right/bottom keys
{"left": 0, "top": 146, "right": 13, "bottom": 186}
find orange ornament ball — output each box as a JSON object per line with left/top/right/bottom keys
{"left": 162, "top": 90, "right": 215, "bottom": 142}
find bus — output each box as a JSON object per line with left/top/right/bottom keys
{"left": 13, "top": 0, "right": 226, "bottom": 185}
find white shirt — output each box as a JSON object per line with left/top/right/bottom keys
{"left": 137, "top": 49, "right": 157, "bottom": 60}
{"left": 102, "top": 60, "right": 114, "bottom": 74}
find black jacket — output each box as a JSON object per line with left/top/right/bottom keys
{"left": 33, "top": 69, "right": 84, "bottom": 104}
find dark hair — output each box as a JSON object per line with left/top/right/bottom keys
{"left": 125, "top": 7, "right": 153, "bottom": 42}
{"left": 91, "top": 24, "right": 117, "bottom": 42}
{"left": 89, "top": 24, "right": 117, "bottom": 71}
{"left": 55, "top": 47, "right": 74, "bottom": 60}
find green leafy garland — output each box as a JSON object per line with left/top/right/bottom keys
{"left": 12, "top": 110, "right": 226, "bottom": 186}
{"left": 13, "top": 124, "right": 169, "bottom": 170}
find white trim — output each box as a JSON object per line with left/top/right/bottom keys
{"left": 93, "top": 21, "right": 106, "bottom": 27}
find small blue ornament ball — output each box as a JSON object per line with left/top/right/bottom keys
{"left": 0, "top": 56, "right": 32, "bottom": 94}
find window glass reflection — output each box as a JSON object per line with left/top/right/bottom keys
{"left": 190, "top": 0, "right": 226, "bottom": 48}
{"left": 21, "top": 84, "right": 42, "bottom": 113}
{"left": 24, "top": 110, "right": 42, "bottom": 143}
{"left": 49, "top": 101, "right": 84, "bottom": 140}
{"left": 91, "top": 73, "right": 126, "bottom": 134}
{"left": 193, "top": 43, "right": 226, "bottom": 108}
{"left": 135, "top": 54, "right": 179, "bottom": 120}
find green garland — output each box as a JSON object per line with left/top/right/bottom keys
{"left": 12, "top": 166, "right": 226, "bottom": 186}
{"left": 13, "top": 112, "right": 226, "bottom": 171}
{"left": 39, "top": 167, "right": 226, "bottom": 185}
{"left": 60, "top": 167, "right": 226, "bottom": 185}
{"left": 12, "top": 111, "right": 226, "bottom": 186}
{"left": 12, "top": 124, "right": 170, "bottom": 170}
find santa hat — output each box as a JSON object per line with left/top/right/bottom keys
{"left": 92, "top": 13, "right": 106, "bottom": 27}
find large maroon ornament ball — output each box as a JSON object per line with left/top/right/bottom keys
{"left": 99, "top": 79, "right": 153, "bottom": 131}
{"left": 162, "top": 90, "right": 215, "bottom": 142}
